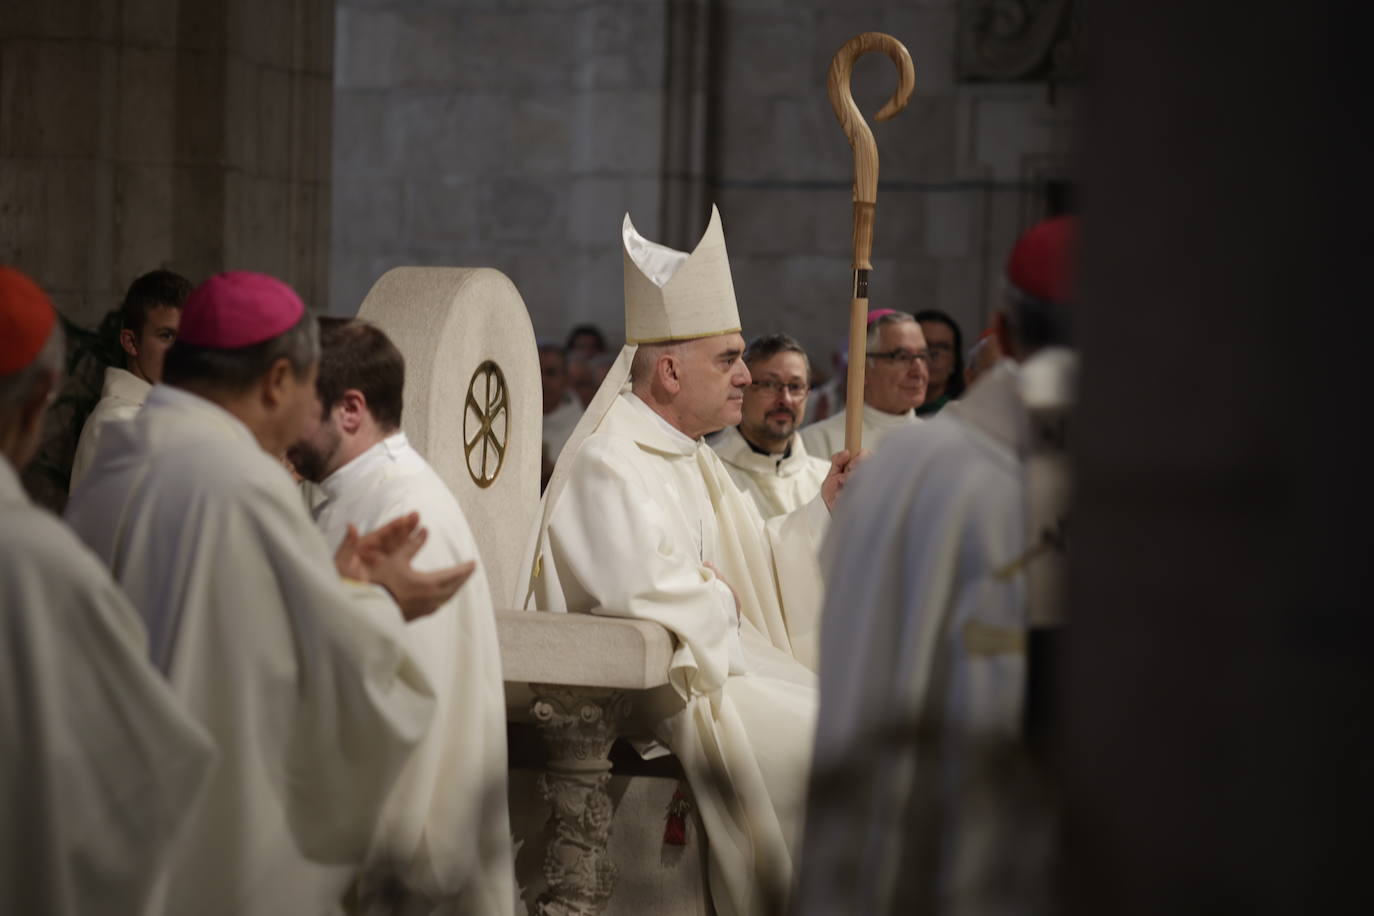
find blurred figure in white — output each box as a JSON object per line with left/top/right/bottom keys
{"left": 1, "top": 265, "right": 214, "bottom": 916}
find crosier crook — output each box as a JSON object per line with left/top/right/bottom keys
{"left": 826, "top": 32, "right": 916, "bottom": 454}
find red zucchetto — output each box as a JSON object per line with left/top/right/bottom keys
{"left": 0, "top": 266, "right": 57, "bottom": 374}
{"left": 178, "top": 271, "right": 306, "bottom": 349}
{"left": 1007, "top": 215, "right": 1077, "bottom": 306}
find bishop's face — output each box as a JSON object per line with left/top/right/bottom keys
{"left": 864, "top": 320, "right": 930, "bottom": 414}
{"left": 677, "top": 332, "right": 750, "bottom": 438}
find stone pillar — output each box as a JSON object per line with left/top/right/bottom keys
{"left": 0, "top": 0, "right": 333, "bottom": 327}
{"left": 529, "top": 686, "right": 632, "bottom": 916}
{"left": 1062, "top": 1, "right": 1370, "bottom": 912}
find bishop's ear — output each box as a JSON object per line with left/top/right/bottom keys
{"left": 658, "top": 350, "right": 684, "bottom": 395}
{"left": 119, "top": 327, "right": 139, "bottom": 359}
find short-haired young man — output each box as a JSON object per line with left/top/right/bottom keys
{"left": 712, "top": 333, "right": 830, "bottom": 518}
{"left": 70, "top": 269, "right": 191, "bottom": 490}
{"left": 289, "top": 318, "right": 514, "bottom": 915}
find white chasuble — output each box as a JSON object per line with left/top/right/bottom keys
{"left": 1, "top": 458, "right": 214, "bottom": 916}
{"left": 64, "top": 385, "right": 437, "bottom": 916}
{"left": 311, "top": 432, "right": 514, "bottom": 915}
{"left": 529, "top": 392, "right": 823, "bottom": 916}
{"left": 798, "top": 401, "right": 918, "bottom": 461}
{"left": 796, "top": 360, "right": 1054, "bottom": 916}
{"left": 711, "top": 425, "right": 830, "bottom": 519}
{"left": 70, "top": 366, "right": 150, "bottom": 491}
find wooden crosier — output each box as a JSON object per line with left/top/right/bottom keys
{"left": 826, "top": 32, "right": 915, "bottom": 454}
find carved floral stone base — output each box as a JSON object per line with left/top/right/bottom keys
{"left": 529, "top": 686, "right": 632, "bottom": 916}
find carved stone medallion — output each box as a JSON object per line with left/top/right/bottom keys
{"left": 463, "top": 359, "right": 509, "bottom": 488}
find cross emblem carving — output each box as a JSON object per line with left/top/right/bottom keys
{"left": 463, "top": 360, "right": 509, "bottom": 488}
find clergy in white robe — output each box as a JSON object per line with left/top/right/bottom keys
{"left": 289, "top": 318, "right": 514, "bottom": 914}
{"left": 539, "top": 341, "right": 584, "bottom": 478}
{"left": 795, "top": 216, "right": 1077, "bottom": 916}
{"left": 798, "top": 310, "right": 928, "bottom": 458}
{"left": 70, "top": 366, "right": 148, "bottom": 488}
{"left": 527, "top": 207, "right": 857, "bottom": 916}
{"left": 70, "top": 270, "right": 189, "bottom": 491}
{"left": 712, "top": 333, "right": 828, "bottom": 518}
{"left": 1, "top": 266, "right": 215, "bottom": 916}
{"left": 65, "top": 271, "right": 474, "bottom": 916}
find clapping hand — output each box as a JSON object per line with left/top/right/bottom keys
{"left": 334, "top": 512, "right": 477, "bottom": 621}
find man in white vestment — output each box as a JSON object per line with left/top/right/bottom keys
{"left": 526, "top": 206, "right": 859, "bottom": 916}
{"left": 965, "top": 327, "right": 1005, "bottom": 390}
{"left": 794, "top": 216, "right": 1077, "bottom": 916}
{"left": 539, "top": 340, "right": 583, "bottom": 487}
{"left": 65, "top": 271, "right": 477, "bottom": 916}
{"left": 1, "top": 266, "right": 215, "bottom": 916}
{"left": 289, "top": 318, "right": 514, "bottom": 915}
{"left": 712, "top": 333, "right": 829, "bottom": 518}
{"left": 799, "top": 309, "right": 928, "bottom": 457}
{"left": 70, "top": 269, "right": 190, "bottom": 490}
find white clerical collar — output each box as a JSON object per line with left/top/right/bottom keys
{"left": 623, "top": 392, "right": 699, "bottom": 454}
{"left": 102, "top": 366, "right": 151, "bottom": 404}
{"left": 717, "top": 425, "right": 796, "bottom": 477}
{"left": 0, "top": 454, "right": 26, "bottom": 506}
{"left": 862, "top": 401, "right": 918, "bottom": 429}
{"left": 320, "top": 431, "right": 410, "bottom": 501}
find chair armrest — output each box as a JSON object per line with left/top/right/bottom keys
{"left": 495, "top": 609, "right": 675, "bottom": 690}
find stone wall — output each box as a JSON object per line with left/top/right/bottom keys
{"left": 0, "top": 0, "right": 334, "bottom": 327}
{"left": 331, "top": 0, "right": 1078, "bottom": 370}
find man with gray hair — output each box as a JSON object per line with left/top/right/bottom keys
{"left": 712, "top": 332, "right": 830, "bottom": 518}
{"left": 2, "top": 266, "right": 215, "bottom": 915}
{"left": 799, "top": 309, "right": 928, "bottom": 458}
{"left": 66, "top": 271, "right": 475, "bottom": 916}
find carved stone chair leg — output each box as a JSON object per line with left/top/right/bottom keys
{"left": 529, "top": 686, "right": 632, "bottom": 916}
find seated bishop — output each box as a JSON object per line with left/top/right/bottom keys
{"left": 523, "top": 206, "right": 856, "bottom": 916}
{"left": 288, "top": 317, "right": 514, "bottom": 915}
{"left": 711, "top": 332, "right": 830, "bottom": 518}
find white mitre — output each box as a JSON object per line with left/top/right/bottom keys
{"left": 623, "top": 205, "right": 741, "bottom": 344}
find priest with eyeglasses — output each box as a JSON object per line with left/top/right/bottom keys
{"left": 711, "top": 333, "right": 831, "bottom": 518}
{"left": 799, "top": 309, "right": 929, "bottom": 458}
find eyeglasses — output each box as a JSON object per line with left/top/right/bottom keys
{"left": 869, "top": 349, "right": 931, "bottom": 367}
{"left": 748, "top": 379, "right": 809, "bottom": 398}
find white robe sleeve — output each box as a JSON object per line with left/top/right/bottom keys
{"left": 546, "top": 437, "right": 736, "bottom": 697}
{"left": 1, "top": 510, "right": 215, "bottom": 916}
{"left": 240, "top": 476, "right": 437, "bottom": 864}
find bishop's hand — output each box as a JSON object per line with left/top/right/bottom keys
{"left": 821, "top": 448, "right": 872, "bottom": 512}
{"left": 334, "top": 512, "right": 477, "bottom": 621}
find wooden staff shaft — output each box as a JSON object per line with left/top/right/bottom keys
{"left": 844, "top": 199, "right": 875, "bottom": 453}
{"left": 826, "top": 32, "right": 914, "bottom": 456}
